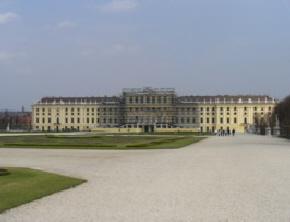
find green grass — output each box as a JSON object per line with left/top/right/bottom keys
{"left": 0, "top": 167, "right": 86, "bottom": 213}
{"left": 0, "top": 135, "right": 204, "bottom": 149}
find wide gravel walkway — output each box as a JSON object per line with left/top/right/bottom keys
{"left": 0, "top": 135, "right": 290, "bottom": 222}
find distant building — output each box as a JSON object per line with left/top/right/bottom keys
{"left": 32, "top": 87, "right": 277, "bottom": 133}
{"left": 0, "top": 110, "right": 32, "bottom": 131}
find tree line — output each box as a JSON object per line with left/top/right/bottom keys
{"left": 275, "top": 95, "right": 290, "bottom": 138}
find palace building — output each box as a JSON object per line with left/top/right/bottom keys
{"left": 32, "top": 87, "right": 277, "bottom": 133}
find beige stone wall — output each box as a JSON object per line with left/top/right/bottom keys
{"left": 176, "top": 103, "right": 276, "bottom": 133}
{"left": 32, "top": 104, "right": 103, "bottom": 131}
{"left": 32, "top": 95, "right": 276, "bottom": 134}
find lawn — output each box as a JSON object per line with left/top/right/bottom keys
{"left": 0, "top": 135, "right": 204, "bottom": 149}
{"left": 0, "top": 167, "right": 85, "bottom": 213}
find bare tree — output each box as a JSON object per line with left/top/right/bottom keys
{"left": 275, "top": 96, "right": 290, "bottom": 138}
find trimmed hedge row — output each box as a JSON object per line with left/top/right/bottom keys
{"left": 3, "top": 143, "right": 117, "bottom": 148}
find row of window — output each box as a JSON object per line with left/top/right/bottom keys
{"left": 35, "top": 107, "right": 119, "bottom": 113}
{"left": 35, "top": 117, "right": 119, "bottom": 124}
{"left": 200, "top": 117, "right": 239, "bottom": 124}
{"left": 127, "top": 96, "right": 173, "bottom": 104}
{"left": 178, "top": 117, "right": 247, "bottom": 124}
{"left": 35, "top": 106, "right": 273, "bottom": 114}
{"left": 199, "top": 106, "right": 272, "bottom": 112}
{"left": 128, "top": 107, "right": 174, "bottom": 112}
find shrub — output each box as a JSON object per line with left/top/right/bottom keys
{"left": 0, "top": 168, "right": 10, "bottom": 176}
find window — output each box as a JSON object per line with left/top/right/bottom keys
{"left": 234, "top": 117, "right": 237, "bottom": 124}
{"left": 36, "top": 118, "right": 39, "bottom": 123}
{"left": 220, "top": 107, "right": 224, "bottom": 112}
{"left": 227, "top": 107, "right": 230, "bottom": 111}
{"left": 42, "top": 118, "right": 45, "bottom": 123}
{"left": 254, "top": 107, "right": 257, "bottom": 111}
{"left": 200, "top": 107, "right": 203, "bottom": 112}
{"left": 48, "top": 118, "right": 51, "bottom": 123}
{"left": 234, "top": 107, "right": 237, "bottom": 111}
{"left": 200, "top": 117, "right": 203, "bottom": 124}
{"left": 187, "top": 117, "right": 190, "bottom": 123}
{"left": 212, "top": 107, "right": 215, "bottom": 112}
{"left": 91, "top": 118, "right": 94, "bottom": 123}
{"left": 207, "top": 107, "right": 210, "bottom": 112}
{"left": 220, "top": 117, "right": 223, "bottom": 124}
{"left": 71, "top": 118, "right": 74, "bottom": 123}
{"left": 212, "top": 118, "right": 215, "bottom": 124}
{"left": 77, "top": 118, "right": 80, "bottom": 123}
{"left": 181, "top": 117, "right": 184, "bottom": 124}
{"left": 36, "top": 108, "right": 40, "bottom": 112}
{"left": 227, "top": 118, "right": 230, "bottom": 124}
{"left": 147, "top": 97, "right": 150, "bottom": 103}
{"left": 87, "top": 118, "right": 89, "bottom": 123}
{"left": 244, "top": 118, "right": 247, "bottom": 124}
{"left": 56, "top": 117, "right": 59, "bottom": 124}
{"left": 207, "top": 118, "right": 210, "bottom": 123}
{"left": 71, "top": 108, "right": 74, "bottom": 112}
{"left": 244, "top": 107, "right": 247, "bottom": 111}
{"left": 65, "top": 118, "right": 68, "bottom": 123}
{"left": 192, "top": 118, "right": 196, "bottom": 123}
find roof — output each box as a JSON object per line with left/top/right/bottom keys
{"left": 37, "top": 96, "right": 121, "bottom": 104}
{"left": 177, "top": 95, "right": 277, "bottom": 104}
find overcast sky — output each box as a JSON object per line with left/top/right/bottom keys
{"left": 1, "top": 0, "right": 290, "bottom": 110}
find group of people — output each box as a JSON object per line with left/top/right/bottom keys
{"left": 216, "top": 128, "right": 236, "bottom": 136}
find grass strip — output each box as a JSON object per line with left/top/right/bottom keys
{"left": 0, "top": 167, "right": 86, "bottom": 213}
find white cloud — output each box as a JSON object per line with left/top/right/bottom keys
{"left": 98, "top": 0, "right": 138, "bottom": 13}
{"left": 0, "top": 12, "right": 18, "bottom": 24}
{"left": 0, "top": 51, "right": 26, "bottom": 62}
{"left": 56, "top": 21, "right": 77, "bottom": 29}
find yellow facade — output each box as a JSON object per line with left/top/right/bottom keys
{"left": 195, "top": 103, "right": 275, "bottom": 133}
{"left": 32, "top": 89, "right": 277, "bottom": 134}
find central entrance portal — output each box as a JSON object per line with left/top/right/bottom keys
{"left": 144, "top": 125, "right": 154, "bottom": 133}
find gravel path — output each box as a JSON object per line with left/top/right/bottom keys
{"left": 0, "top": 135, "right": 290, "bottom": 222}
